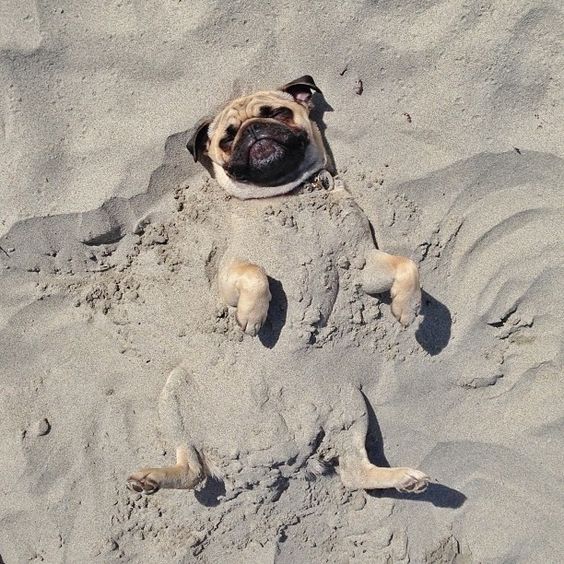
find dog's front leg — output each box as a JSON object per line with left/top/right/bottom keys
{"left": 219, "top": 258, "right": 271, "bottom": 336}
{"left": 361, "top": 249, "right": 421, "bottom": 326}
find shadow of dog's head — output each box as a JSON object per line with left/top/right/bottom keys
{"left": 187, "top": 76, "right": 327, "bottom": 200}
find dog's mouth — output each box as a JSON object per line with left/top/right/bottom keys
{"left": 225, "top": 121, "right": 308, "bottom": 187}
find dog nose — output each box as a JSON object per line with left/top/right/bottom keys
{"left": 249, "top": 138, "right": 280, "bottom": 161}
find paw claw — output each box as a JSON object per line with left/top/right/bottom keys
{"left": 236, "top": 313, "right": 264, "bottom": 336}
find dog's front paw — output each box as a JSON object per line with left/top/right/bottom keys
{"left": 393, "top": 467, "right": 430, "bottom": 494}
{"left": 220, "top": 261, "right": 272, "bottom": 337}
{"left": 236, "top": 285, "right": 271, "bottom": 336}
{"left": 390, "top": 259, "right": 421, "bottom": 326}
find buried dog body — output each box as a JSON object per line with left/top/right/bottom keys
{"left": 128, "top": 77, "right": 429, "bottom": 497}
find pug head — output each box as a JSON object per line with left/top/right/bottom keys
{"left": 187, "top": 76, "right": 327, "bottom": 199}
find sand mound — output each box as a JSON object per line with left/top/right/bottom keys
{"left": 1, "top": 1, "right": 563, "bottom": 562}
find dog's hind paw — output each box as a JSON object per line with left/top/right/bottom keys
{"left": 127, "top": 470, "right": 161, "bottom": 495}
{"left": 394, "top": 467, "right": 429, "bottom": 494}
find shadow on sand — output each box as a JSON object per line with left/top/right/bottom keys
{"left": 363, "top": 392, "right": 465, "bottom": 509}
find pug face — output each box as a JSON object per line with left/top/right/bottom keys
{"left": 187, "top": 76, "right": 327, "bottom": 200}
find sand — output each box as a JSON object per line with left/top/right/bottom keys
{"left": 1, "top": 1, "right": 563, "bottom": 562}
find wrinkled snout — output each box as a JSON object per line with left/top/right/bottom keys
{"left": 226, "top": 120, "right": 308, "bottom": 187}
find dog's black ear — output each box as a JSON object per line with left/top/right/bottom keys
{"left": 186, "top": 118, "right": 212, "bottom": 162}
{"left": 280, "top": 75, "right": 323, "bottom": 105}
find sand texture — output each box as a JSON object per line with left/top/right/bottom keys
{"left": 1, "top": 1, "right": 563, "bottom": 563}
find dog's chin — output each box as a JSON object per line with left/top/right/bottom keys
{"left": 213, "top": 143, "right": 326, "bottom": 200}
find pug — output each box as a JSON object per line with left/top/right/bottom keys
{"left": 127, "top": 77, "right": 429, "bottom": 497}
{"left": 187, "top": 75, "right": 421, "bottom": 336}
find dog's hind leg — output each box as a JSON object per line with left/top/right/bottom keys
{"left": 127, "top": 367, "right": 208, "bottom": 494}
{"left": 127, "top": 444, "right": 204, "bottom": 494}
{"left": 337, "top": 390, "right": 429, "bottom": 493}
{"left": 361, "top": 249, "right": 421, "bottom": 327}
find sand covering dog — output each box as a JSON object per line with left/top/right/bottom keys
{"left": 128, "top": 76, "right": 429, "bottom": 496}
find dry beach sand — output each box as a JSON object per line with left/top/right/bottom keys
{"left": 1, "top": 1, "right": 563, "bottom": 562}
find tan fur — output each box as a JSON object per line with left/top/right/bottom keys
{"left": 218, "top": 258, "right": 271, "bottom": 336}
{"left": 362, "top": 250, "right": 421, "bottom": 326}
{"left": 207, "top": 91, "right": 314, "bottom": 165}
{"left": 206, "top": 90, "right": 326, "bottom": 199}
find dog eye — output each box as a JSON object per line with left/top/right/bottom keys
{"left": 219, "top": 125, "right": 237, "bottom": 150}
{"left": 272, "top": 107, "right": 293, "bottom": 120}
